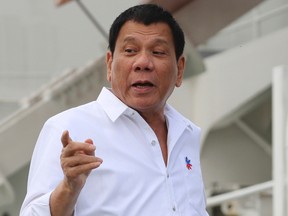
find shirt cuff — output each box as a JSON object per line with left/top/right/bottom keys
{"left": 20, "top": 192, "right": 52, "bottom": 216}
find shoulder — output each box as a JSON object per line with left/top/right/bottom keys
{"left": 40, "top": 100, "right": 108, "bottom": 141}
{"left": 45, "top": 100, "right": 103, "bottom": 128}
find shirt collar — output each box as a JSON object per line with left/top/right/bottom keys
{"left": 164, "top": 104, "right": 193, "bottom": 131}
{"left": 97, "top": 87, "right": 194, "bottom": 132}
{"left": 97, "top": 87, "right": 130, "bottom": 122}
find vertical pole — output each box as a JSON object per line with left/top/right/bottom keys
{"left": 74, "top": 0, "right": 109, "bottom": 41}
{"left": 272, "top": 65, "right": 288, "bottom": 216}
{"left": 284, "top": 66, "right": 288, "bottom": 216}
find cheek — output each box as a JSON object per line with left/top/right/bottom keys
{"left": 110, "top": 61, "right": 130, "bottom": 84}
{"left": 160, "top": 63, "right": 178, "bottom": 82}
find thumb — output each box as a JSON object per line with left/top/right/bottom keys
{"left": 61, "top": 130, "right": 72, "bottom": 147}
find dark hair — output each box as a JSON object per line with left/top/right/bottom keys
{"left": 108, "top": 4, "right": 185, "bottom": 60}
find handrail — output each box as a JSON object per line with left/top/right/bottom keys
{"left": 0, "top": 68, "right": 78, "bottom": 130}
{"left": 20, "top": 57, "right": 105, "bottom": 108}
{"left": 206, "top": 180, "right": 273, "bottom": 207}
{"left": 0, "top": 58, "right": 106, "bottom": 131}
{"left": 221, "top": 3, "right": 288, "bottom": 34}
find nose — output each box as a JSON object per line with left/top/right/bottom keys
{"left": 133, "top": 51, "right": 154, "bottom": 72}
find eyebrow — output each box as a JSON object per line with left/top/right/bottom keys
{"left": 122, "top": 37, "right": 137, "bottom": 46}
{"left": 153, "top": 38, "right": 169, "bottom": 46}
{"left": 123, "top": 36, "right": 169, "bottom": 46}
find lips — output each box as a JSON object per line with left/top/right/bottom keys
{"left": 132, "top": 81, "right": 154, "bottom": 88}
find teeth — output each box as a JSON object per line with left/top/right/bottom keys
{"left": 134, "top": 82, "right": 153, "bottom": 87}
{"left": 137, "top": 85, "right": 147, "bottom": 88}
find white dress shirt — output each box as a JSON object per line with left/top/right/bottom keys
{"left": 20, "top": 87, "right": 209, "bottom": 216}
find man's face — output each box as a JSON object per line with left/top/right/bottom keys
{"left": 106, "top": 21, "right": 185, "bottom": 114}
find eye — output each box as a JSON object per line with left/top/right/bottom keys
{"left": 124, "top": 48, "right": 137, "bottom": 55}
{"left": 125, "top": 48, "right": 133, "bottom": 53}
{"left": 152, "top": 50, "right": 166, "bottom": 56}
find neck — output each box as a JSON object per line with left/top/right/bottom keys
{"left": 139, "top": 110, "right": 168, "bottom": 166}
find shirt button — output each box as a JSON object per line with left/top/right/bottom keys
{"left": 172, "top": 206, "right": 176, "bottom": 211}
{"left": 151, "top": 140, "right": 156, "bottom": 146}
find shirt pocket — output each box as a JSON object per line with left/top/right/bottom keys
{"left": 183, "top": 161, "right": 207, "bottom": 210}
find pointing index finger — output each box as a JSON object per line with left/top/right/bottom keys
{"left": 61, "top": 130, "right": 72, "bottom": 147}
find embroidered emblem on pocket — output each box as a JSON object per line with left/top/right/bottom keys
{"left": 185, "top": 157, "right": 192, "bottom": 170}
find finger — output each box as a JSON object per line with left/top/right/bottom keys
{"left": 85, "top": 139, "right": 93, "bottom": 145}
{"left": 62, "top": 155, "right": 103, "bottom": 177}
{"left": 63, "top": 155, "right": 103, "bottom": 168}
{"left": 61, "top": 130, "right": 72, "bottom": 147}
{"left": 62, "top": 142, "right": 96, "bottom": 157}
{"left": 84, "top": 139, "right": 95, "bottom": 156}
{"left": 64, "top": 161, "right": 102, "bottom": 179}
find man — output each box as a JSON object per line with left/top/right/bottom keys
{"left": 20, "top": 4, "right": 209, "bottom": 216}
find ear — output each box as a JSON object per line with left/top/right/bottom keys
{"left": 175, "top": 55, "right": 185, "bottom": 87}
{"left": 106, "top": 51, "right": 113, "bottom": 82}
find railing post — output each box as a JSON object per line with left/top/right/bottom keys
{"left": 272, "top": 65, "right": 288, "bottom": 216}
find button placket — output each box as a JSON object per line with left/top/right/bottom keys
{"left": 151, "top": 140, "right": 156, "bottom": 146}
{"left": 165, "top": 167, "right": 179, "bottom": 215}
{"left": 131, "top": 111, "right": 166, "bottom": 172}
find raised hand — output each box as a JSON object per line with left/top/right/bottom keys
{"left": 60, "top": 130, "right": 103, "bottom": 190}
{"left": 50, "top": 130, "right": 103, "bottom": 216}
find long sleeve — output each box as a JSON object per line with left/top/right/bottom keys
{"left": 20, "top": 120, "right": 64, "bottom": 215}
{"left": 20, "top": 192, "right": 52, "bottom": 216}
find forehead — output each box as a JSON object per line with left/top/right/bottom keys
{"left": 116, "top": 21, "right": 174, "bottom": 44}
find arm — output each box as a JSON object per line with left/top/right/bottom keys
{"left": 50, "top": 130, "right": 103, "bottom": 216}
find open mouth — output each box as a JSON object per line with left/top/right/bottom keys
{"left": 132, "top": 81, "right": 154, "bottom": 88}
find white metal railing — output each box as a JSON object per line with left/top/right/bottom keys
{"left": 206, "top": 65, "right": 288, "bottom": 214}
{"left": 202, "top": 1, "right": 288, "bottom": 51}
{"left": 223, "top": 2, "right": 288, "bottom": 37}
{"left": 206, "top": 180, "right": 273, "bottom": 208}
{"left": 0, "top": 57, "right": 106, "bottom": 130}
{"left": 272, "top": 65, "right": 288, "bottom": 216}
{"left": 235, "top": 119, "right": 272, "bottom": 156}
